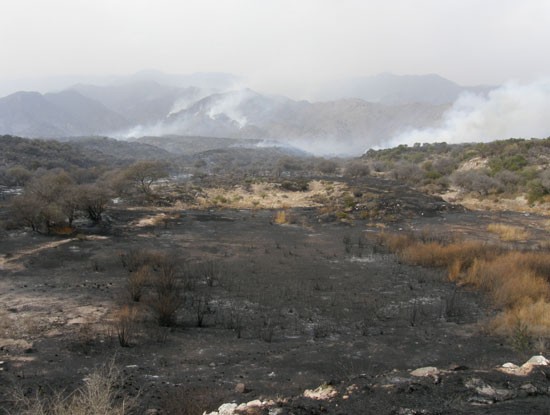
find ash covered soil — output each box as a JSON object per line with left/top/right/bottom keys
{"left": 1, "top": 178, "right": 549, "bottom": 414}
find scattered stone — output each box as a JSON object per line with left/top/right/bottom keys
{"left": 268, "top": 409, "right": 284, "bottom": 415}
{"left": 303, "top": 384, "right": 337, "bottom": 400}
{"left": 499, "top": 355, "right": 549, "bottom": 376}
{"left": 395, "top": 408, "right": 431, "bottom": 415}
{"left": 235, "top": 382, "right": 247, "bottom": 393}
{"left": 448, "top": 363, "right": 468, "bottom": 371}
{"left": 246, "top": 399, "right": 263, "bottom": 407}
{"left": 218, "top": 403, "right": 238, "bottom": 415}
{"left": 410, "top": 367, "right": 440, "bottom": 377}
{"left": 465, "top": 377, "right": 514, "bottom": 402}
{"left": 524, "top": 355, "right": 549, "bottom": 366}
{"left": 468, "top": 396, "right": 495, "bottom": 405}
{"left": 520, "top": 383, "right": 538, "bottom": 395}
{"left": 145, "top": 409, "right": 159, "bottom": 415}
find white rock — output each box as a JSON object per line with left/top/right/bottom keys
{"left": 410, "top": 366, "right": 440, "bottom": 377}
{"left": 524, "top": 355, "right": 549, "bottom": 366}
{"left": 217, "top": 403, "right": 238, "bottom": 415}
{"left": 246, "top": 399, "right": 263, "bottom": 407}
{"left": 502, "top": 362, "right": 519, "bottom": 369}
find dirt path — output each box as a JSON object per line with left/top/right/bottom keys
{"left": 0, "top": 238, "right": 75, "bottom": 271}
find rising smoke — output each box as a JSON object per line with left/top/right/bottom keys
{"left": 388, "top": 79, "right": 550, "bottom": 147}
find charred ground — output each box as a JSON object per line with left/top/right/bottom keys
{"left": 0, "top": 136, "right": 549, "bottom": 414}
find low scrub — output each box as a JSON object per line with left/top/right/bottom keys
{"left": 274, "top": 210, "right": 289, "bottom": 225}
{"left": 400, "top": 240, "right": 494, "bottom": 269}
{"left": 12, "top": 360, "right": 135, "bottom": 414}
{"left": 487, "top": 223, "right": 530, "bottom": 241}
{"left": 127, "top": 265, "right": 150, "bottom": 302}
{"left": 379, "top": 230, "right": 550, "bottom": 339}
{"left": 491, "top": 300, "right": 550, "bottom": 339}
{"left": 113, "top": 304, "right": 139, "bottom": 347}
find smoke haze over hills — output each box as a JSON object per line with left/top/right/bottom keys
{"left": 0, "top": 72, "right": 549, "bottom": 155}
{"left": 1, "top": 1, "right": 549, "bottom": 154}
{"left": 389, "top": 79, "right": 550, "bottom": 147}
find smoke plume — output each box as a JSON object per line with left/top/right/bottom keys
{"left": 388, "top": 79, "right": 550, "bottom": 147}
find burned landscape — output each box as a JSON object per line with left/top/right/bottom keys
{"left": 0, "top": 135, "right": 549, "bottom": 414}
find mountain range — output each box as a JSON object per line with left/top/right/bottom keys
{"left": 0, "top": 71, "right": 496, "bottom": 155}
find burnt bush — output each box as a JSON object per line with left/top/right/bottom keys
{"left": 280, "top": 179, "right": 309, "bottom": 192}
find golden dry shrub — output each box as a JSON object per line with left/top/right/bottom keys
{"left": 487, "top": 223, "right": 530, "bottom": 241}
{"left": 462, "top": 252, "right": 550, "bottom": 307}
{"left": 113, "top": 304, "right": 139, "bottom": 347}
{"left": 274, "top": 210, "right": 288, "bottom": 224}
{"left": 491, "top": 299, "right": 550, "bottom": 337}
{"left": 127, "top": 265, "right": 151, "bottom": 302}
{"left": 492, "top": 271, "right": 550, "bottom": 308}
{"left": 400, "top": 240, "right": 491, "bottom": 269}
{"left": 13, "top": 360, "right": 135, "bottom": 414}
{"left": 377, "top": 232, "right": 416, "bottom": 253}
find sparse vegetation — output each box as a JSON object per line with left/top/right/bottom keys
{"left": 487, "top": 223, "right": 530, "bottom": 241}
{"left": 379, "top": 231, "right": 550, "bottom": 339}
{"left": 2, "top": 135, "right": 550, "bottom": 413}
{"left": 364, "top": 138, "right": 550, "bottom": 210}
{"left": 11, "top": 360, "right": 135, "bottom": 414}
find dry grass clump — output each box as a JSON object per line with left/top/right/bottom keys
{"left": 401, "top": 240, "right": 493, "bottom": 269}
{"left": 120, "top": 249, "right": 168, "bottom": 273}
{"left": 457, "top": 250, "right": 550, "bottom": 338}
{"left": 379, "top": 231, "right": 498, "bottom": 273}
{"left": 120, "top": 249, "right": 184, "bottom": 327}
{"left": 127, "top": 265, "right": 151, "bottom": 302}
{"left": 491, "top": 300, "right": 550, "bottom": 338}
{"left": 274, "top": 210, "right": 289, "bottom": 224}
{"left": 377, "top": 232, "right": 416, "bottom": 253}
{"left": 487, "top": 223, "right": 530, "bottom": 241}
{"left": 12, "top": 360, "right": 135, "bottom": 414}
{"left": 378, "top": 229, "right": 550, "bottom": 338}
{"left": 113, "top": 304, "right": 139, "bottom": 347}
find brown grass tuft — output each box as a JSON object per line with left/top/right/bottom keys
{"left": 487, "top": 223, "right": 530, "bottom": 241}
{"left": 12, "top": 360, "right": 135, "bottom": 414}
{"left": 378, "top": 229, "right": 550, "bottom": 338}
{"left": 274, "top": 210, "right": 288, "bottom": 224}
{"left": 491, "top": 299, "right": 550, "bottom": 338}
{"left": 378, "top": 232, "right": 415, "bottom": 253}
{"left": 399, "top": 240, "right": 496, "bottom": 270}
{"left": 127, "top": 265, "right": 151, "bottom": 302}
{"left": 113, "top": 304, "right": 139, "bottom": 347}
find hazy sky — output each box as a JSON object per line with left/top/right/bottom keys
{"left": 2, "top": 0, "right": 550, "bottom": 97}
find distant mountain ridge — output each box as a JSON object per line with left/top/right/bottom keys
{"left": 317, "top": 73, "right": 495, "bottom": 104}
{"left": 0, "top": 71, "right": 496, "bottom": 155}
{"left": 0, "top": 90, "right": 129, "bottom": 137}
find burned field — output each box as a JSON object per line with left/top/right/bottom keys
{"left": 1, "top": 175, "right": 549, "bottom": 415}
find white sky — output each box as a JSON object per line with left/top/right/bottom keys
{"left": 2, "top": 0, "right": 550, "bottom": 97}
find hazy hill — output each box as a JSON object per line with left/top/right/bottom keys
{"left": 318, "top": 73, "right": 494, "bottom": 104}
{"left": 59, "top": 136, "right": 173, "bottom": 161}
{"left": 0, "top": 135, "right": 176, "bottom": 173}
{"left": 0, "top": 135, "right": 99, "bottom": 170}
{"left": 0, "top": 72, "right": 494, "bottom": 154}
{"left": 134, "top": 135, "right": 261, "bottom": 155}
{"left": 70, "top": 81, "right": 201, "bottom": 125}
{"left": 0, "top": 90, "right": 129, "bottom": 137}
{"left": 162, "top": 90, "right": 448, "bottom": 154}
